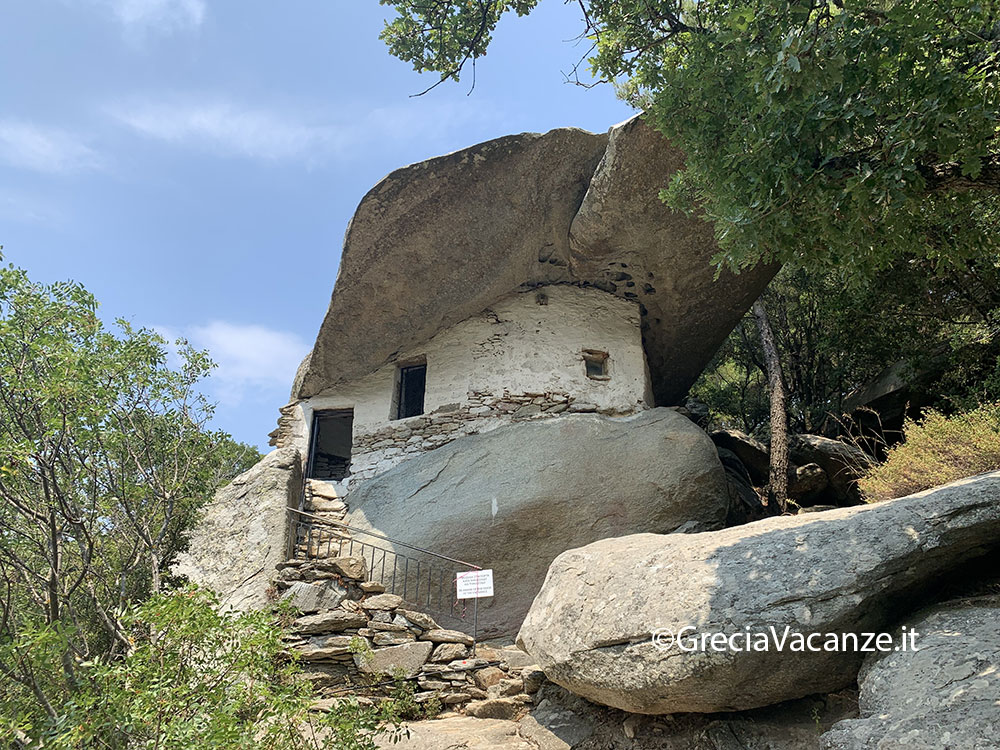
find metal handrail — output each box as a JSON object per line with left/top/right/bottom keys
{"left": 288, "top": 507, "right": 489, "bottom": 639}
{"left": 287, "top": 507, "right": 482, "bottom": 570}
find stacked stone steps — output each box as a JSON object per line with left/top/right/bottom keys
{"left": 274, "top": 556, "right": 543, "bottom": 718}
{"left": 294, "top": 478, "right": 351, "bottom": 558}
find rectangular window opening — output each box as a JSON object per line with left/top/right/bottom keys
{"left": 395, "top": 363, "right": 427, "bottom": 420}
{"left": 307, "top": 409, "right": 354, "bottom": 481}
{"left": 583, "top": 349, "right": 610, "bottom": 380}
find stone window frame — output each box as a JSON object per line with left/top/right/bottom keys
{"left": 582, "top": 349, "right": 611, "bottom": 381}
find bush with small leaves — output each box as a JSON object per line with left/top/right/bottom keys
{"left": 2, "top": 587, "right": 402, "bottom": 749}
{"left": 860, "top": 403, "right": 1000, "bottom": 502}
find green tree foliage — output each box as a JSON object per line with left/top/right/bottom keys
{"left": 378, "top": 0, "right": 999, "bottom": 274}
{"left": 3, "top": 587, "right": 399, "bottom": 749}
{"left": 0, "top": 261, "right": 261, "bottom": 730}
{"left": 692, "top": 258, "right": 1000, "bottom": 435}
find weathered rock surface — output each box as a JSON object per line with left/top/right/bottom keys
{"left": 377, "top": 683, "right": 859, "bottom": 750}
{"left": 354, "top": 640, "right": 433, "bottom": 679}
{"left": 421, "top": 629, "right": 476, "bottom": 646}
{"left": 295, "top": 127, "right": 607, "bottom": 399}
{"left": 292, "top": 609, "right": 368, "bottom": 635}
{"left": 517, "top": 471, "right": 1000, "bottom": 714}
{"left": 821, "top": 594, "right": 1000, "bottom": 750}
{"left": 280, "top": 580, "right": 347, "bottom": 613}
{"left": 568, "top": 115, "right": 778, "bottom": 404}
{"left": 347, "top": 408, "right": 730, "bottom": 637}
{"left": 789, "top": 462, "right": 828, "bottom": 503}
{"left": 295, "top": 116, "right": 776, "bottom": 407}
{"left": 375, "top": 716, "right": 536, "bottom": 750}
{"left": 789, "top": 434, "right": 873, "bottom": 505}
{"left": 465, "top": 696, "right": 530, "bottom": 720}
{"left": 710, "top": 429, "right": 770, "bottom": 486}
{"left": 171, "top": 447, "right": 301, "bottom": 610}
{"left": 362, "top": 593, "right": 404, "bottom": 611}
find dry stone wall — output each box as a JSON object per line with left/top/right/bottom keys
{"left": 349, "top": 388, "right": 622, "bottom": 483}
{"left": 276, "top": 557, "right": 541, "bottom": 718}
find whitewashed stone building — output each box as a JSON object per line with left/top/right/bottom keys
{"left": 177, "top": 115, "right": 775, "bottom": 626}
{"left": 274, "top": 285, "right": 652, "bottom": 487}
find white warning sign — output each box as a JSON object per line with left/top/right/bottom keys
{"left": 456, "top": 569, "right": 494, "bottom": 599}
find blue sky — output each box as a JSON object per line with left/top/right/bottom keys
{"left": 1, "top": 0, "right": 635, "bottom": 450}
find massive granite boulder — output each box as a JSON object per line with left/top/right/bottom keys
{"left": 295, "top": 127, "right": 607, "bottom": 398}
{"left": 821, "top": 594, "right": 1000, "bottom": 750}
{"left": 345, "top": 408, "right": 730, "bottom": 638}
{"left": 294, "top": 116, "right": 777, "bottom": 406}
{"left": 172, "top": 447, "right": 301, "bottom": 610}
{"left": 516, "top": 471, "right": 1000, "bottom": 715}
{"left": 568, "top": 115, "right": 777, "bottom": 405}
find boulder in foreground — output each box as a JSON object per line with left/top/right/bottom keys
{"left": 821, "top": 594, "right": 1000, "bottom": 749}
{"left": 517, "top": 471, "right": 1000, "bottom": 714}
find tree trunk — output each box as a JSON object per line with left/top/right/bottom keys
{"left": 752, "top": 299, "right": 790, "bottom": 513}
{"left": 47, "top": 507, "right": 60, "bottom": 624}
{"left": 150, "top": 550, "right": 161, "bottom": 595}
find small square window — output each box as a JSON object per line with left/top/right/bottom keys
{"left": 583, "top": 350, "right": 609, "bottom": 380}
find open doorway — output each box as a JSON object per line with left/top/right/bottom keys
{"left": 307, "top": 409, "right": 354, "bottom": 481}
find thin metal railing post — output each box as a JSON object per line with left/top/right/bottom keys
{"left": 473, "top": 596, "right": 479, "bottom": 657}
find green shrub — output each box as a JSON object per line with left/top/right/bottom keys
{"left": 860, "top": 403, "right": 1000, "bottom": 502}
{"left": 2, "top": 587, "right": 401, "bottom": 749}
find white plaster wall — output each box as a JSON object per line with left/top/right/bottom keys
{"left": 285, "top": 285, "right": 651, "bottom": 478}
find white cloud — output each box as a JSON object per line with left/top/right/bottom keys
{"left": 157, "top": 321, "right": 309, "bottom": 406}
{"left": 0, "top": 120, "right": 101, "bottom": 174}
{"left": 110, "top": 100, "right": 342, "bottom": 163}
{"left": 107, "top": 95, "right": 503, "bottom": 165}
{"left": 115, "top": 0, "right": 204, "bottom": 27}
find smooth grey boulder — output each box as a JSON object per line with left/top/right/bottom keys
{"left": 821, "top": 594, "right": 1000, "bottom": 750}
{"left": 516, "top": 471, "right": 1000, "bottom": 715}
{"left": 568, "top": 116, "right": 777, "bottom": 404}
{"left": 346, "top": 408, "right": 730, "bottom": 638}
{"left": 172, "top": 447, "right": 301, "bottom": 610}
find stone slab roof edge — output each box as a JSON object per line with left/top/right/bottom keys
{"left": 294, "top": 116, "right": 777, "bottom": 405}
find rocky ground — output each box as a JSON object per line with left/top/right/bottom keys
{"left": 369, "top": 682, "right": 860, "bottom": 750}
